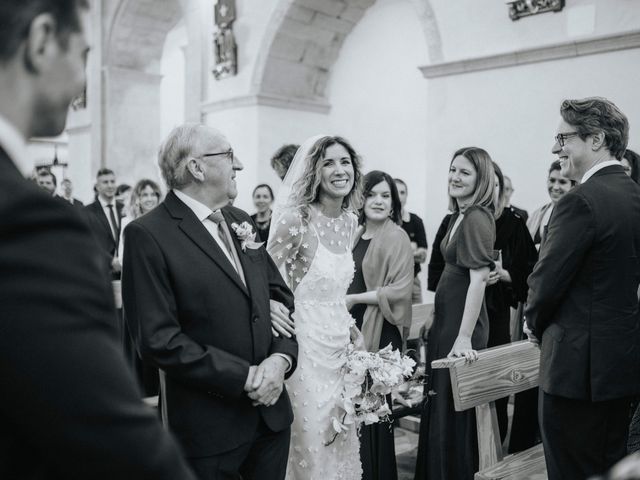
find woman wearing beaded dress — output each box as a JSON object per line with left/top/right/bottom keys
{"left": 414, "top": 147, "right": 497, "bottom": 480}
{"left": 267, "top": 135, "right": 365, "bottom": 480}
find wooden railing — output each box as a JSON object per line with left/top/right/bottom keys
{"left": 432, "top": 341, "right": 547, "bottom": 480}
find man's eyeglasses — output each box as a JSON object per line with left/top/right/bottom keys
{"left": 555, "top": 132, "right": 580, "bottom": 147}
{"left": 201, "top": 149, "right": 234, "bottom": 162}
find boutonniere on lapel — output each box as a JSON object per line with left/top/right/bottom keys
{"left": 230, "top": 221, "right": 264, "bottom": 252}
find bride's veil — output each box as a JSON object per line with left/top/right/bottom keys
{"left": 267, "top": 134, "right": 328, "bottom": 250}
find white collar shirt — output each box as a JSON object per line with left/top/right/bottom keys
{"left": 581, "top": 160, "right": 620, "bottom": 184}
{"left": 173, "top": 189, "right": 237, "bottom": 270}
{"left": 98, "top": 196, "right": 120, "bottom": 236}
{"left": 0, "top": 114, "right": 30, "bottom": 177}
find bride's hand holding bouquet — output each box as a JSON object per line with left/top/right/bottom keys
{"left": 327, "top": 343, "right": 416, "bottom": 444}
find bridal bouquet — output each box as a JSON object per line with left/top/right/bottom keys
{"left": 328, "top": 343, "right": 416, "bottom": 443}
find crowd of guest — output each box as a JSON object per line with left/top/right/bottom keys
{"left": 25, "top": 132, "right": 640, "bottom": 480}
{"left": 3, "top": 4, "right": 640, "bottom": 479}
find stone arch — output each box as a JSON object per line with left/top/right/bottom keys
{"left": 101, "top": 0, "right": 189, "bottom": 184}
{"left": 252, "top": 0, "right": 442, "bottom": 107}
{"left": 106, "top": 0, "right": 184, "bottom": 73}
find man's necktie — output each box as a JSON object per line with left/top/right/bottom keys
{"left": 107, "top": 204, "right": 120, "bottom": 245}
{"left": 208, "top": 210, "right": 246, "bottom": 286}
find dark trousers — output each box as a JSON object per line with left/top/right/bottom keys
{"left": 508, "top": 387, "right": 540, "bottom": 453}
{"left": 188, "top": 421, "right": 290, "bottom": 480}
{"left": 540, "top": 391, "right": 632, "bottom": 480}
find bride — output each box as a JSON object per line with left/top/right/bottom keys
{"left": 267, "top": 135, "right": 365, "bottom": 480}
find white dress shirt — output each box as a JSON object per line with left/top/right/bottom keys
{"left": 581, "top": 160, "right": 621, "bottom": 184}
{"left": 173, "top": 189, "right": 237, "bottom": 271}
{"left": 98, "top": 196, "right": 121, "bottom": 240}
{"left": 0, "top": 114, "right": 29, "bottom": 176}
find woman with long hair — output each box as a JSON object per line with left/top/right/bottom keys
{"left": 118, "top": 179, "right": 162, "bottom": 260}
{"left": 266, "top": 135, "right": 365, "bottom": 479}
{"left": 415, "top": 147, "right": 496, "bottom": 480}
{"left": 345, "top": 170, "right": 413, "bottom": 480}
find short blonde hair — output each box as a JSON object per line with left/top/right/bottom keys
{"left": 448, "top": 147, "right": 496, "bottom": 215}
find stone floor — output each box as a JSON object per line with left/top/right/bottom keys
{"left": 395, "top": 426, "right": 419, "bottom": 480}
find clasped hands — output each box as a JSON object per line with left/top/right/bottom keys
{"left": 244, "top": 355, "right": 288, "bottom": 407}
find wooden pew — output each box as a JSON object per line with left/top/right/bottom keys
{"left": 432, "top": 340, "right": 547, "bottom": 480}
{"left": 392, "top": 302, "right": 433, "bottom": 424}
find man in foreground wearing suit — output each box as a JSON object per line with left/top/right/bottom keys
{"left": 122, "top": 123, "right": 298, "bottom": 480}
{"left": 85, "top": 168, "right": 124, "bottom": 278}
{"left": 0, "top": 1, "right": 195, "bottom": 478}
{"left": 525, "top": 97, "right": 640, "bottom": 479}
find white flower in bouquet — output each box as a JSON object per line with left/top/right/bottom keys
{"left": 326, "top": 342, "right": 416, "bottom": 445}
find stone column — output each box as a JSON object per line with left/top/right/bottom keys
{"left": 103, "top": 66, "right": 163, "bottom": 186}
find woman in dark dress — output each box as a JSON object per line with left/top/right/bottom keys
{"left": 249, "top": 183, "right": 273, "bottom": 242}
{"left": 427, "top": 214, "right": 452, "bottom": 292}
{"left": 346, "top": 171, "right": 414, "bottom": 480}
{"left": 415, "top": 147, "right": 497, "bottom": 480}
{"left": 485, "top": 162, "right": 538, "bottom": 441}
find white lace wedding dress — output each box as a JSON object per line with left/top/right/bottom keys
{"left": 268, "top": 207, "right": 362, "bottom": 480}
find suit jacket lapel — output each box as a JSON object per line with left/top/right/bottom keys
{"left": 165, "top": 193, "right": 249, "bottom": 296}
{"left": 91, "top": 201, "right": 115, "bottom": 240}
{"left": 221, "top": 208, "right": 257, "bottom": 297}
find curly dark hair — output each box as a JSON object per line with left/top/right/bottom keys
{"left": 289, "top": 136, "right": 363, "bottom": 218}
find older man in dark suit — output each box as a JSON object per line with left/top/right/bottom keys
{"left": 525, "top": 97, "right": 640, "bottom": 480}
{"left": 0, "top": 1, "right": 195, "bottom": 479}
{"left": 122, "top": 123, "right": 298, "bottom": 480}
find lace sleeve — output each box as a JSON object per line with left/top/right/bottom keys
{"left": 267, "top": 208, "right": 306, "bottom": 272}
{"left": 347, "top": 211, "right": 360, "bottom": 249}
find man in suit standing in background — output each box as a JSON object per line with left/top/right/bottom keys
{"left": 60, "top": 177, "right": 84, "bottom": 206}
{"left": 123, "top": 123, "right": 298, "bottom": 479}
{"left": 85, "top": 168, "right": 124, "bottom": 278}
{"left": 525, "top": 97, "right": 640, "bottom": 480}
{"left": 35, "top": 168, "right": 57, "bottom": 196}
{"left": 0, "top": 1, "right": 195, "bottom": 478}
{"left": 503, "top": 175, "right": 529, "bottom": 223}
